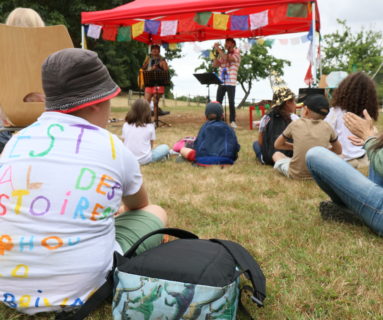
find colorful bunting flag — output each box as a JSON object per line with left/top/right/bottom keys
{"left": 161, "top": 20, "right": 178, "bottom": 36}
{"left": 102, "top": 25, "right": 118, "bottom": 41}
{"left": 213, "top": 14, "right": 229, "bottom": 31}
{"left": 194, "top": 12, "right": 212, "bottom": 26}
{"left": 192, "top": 43, "right": 203, "bottom": 52}
{"left": 87, "top": 24, "right": 102, "bottom": 39}
{"left": 287, "top": 3, "right": 308, "bottom": 18}
{"left": 169, "top": 43, "right": 178, "bottom": 50}
{"left": 117, "top": 26, "right": 131, "bottom": 42}
{"left": 201, "top": 50, "right": 210, "bottom": 58}
{"left": 250, "top": 10, "right": 268, "bottom": 30}
{"left": 256, "top": 38, "right": 265, "bottom": 45}
{"left": 264, "top": 39, "right": 274, "bottom": 47}
{"left": 278, "top": 39, "right": 289, "bottom": 45}
{"left": 132, "top": 21, "right": 145, "bottom": 38}
{"left": 231, "top": 15, "right": 248, "bottom": 31}
{"left": 145, "top": 20, "right": 160, "bottom": 35}
{"left": 300, "top": 35, "right": 309, "bottom": 43}
{"left": 290, "top": 37, "right": 301, "bottom": 45}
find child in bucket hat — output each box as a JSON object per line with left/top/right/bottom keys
{"left": 42, "top": 48, "right": 121, "bottom": 114}
{"left": 272, "top": 94, "right": 342, "bottom": 179}
{"left": 179, "top": 101, "right": 240, "bottom": 165}
{"left": 0, "top": 48, "right": 167, "bottom": 315}
{"left": 252, "top": 87, "right": 299, "bottom": 165}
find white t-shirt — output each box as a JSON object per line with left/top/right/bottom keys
{"left": 0, "top": 112, "right": 142, "bottom": 315}
{"left": 324, "top": 107, "right": 365, "bottom": 160}
{"left": 122, "top": 123, "right": 155, "bottom": 165}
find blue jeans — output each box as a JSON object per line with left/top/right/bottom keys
{"left": 216, "top": 85, "right": 236, "bottom": 122}
{"left": 306, "top": 147, "right": 383, "bottom": 236}
{"left": 151, "top": 144, "right": 169, "bottom": 162}
{"left": 252, "top": 141, "right": 264, "bottom": 164}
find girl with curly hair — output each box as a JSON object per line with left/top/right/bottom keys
{"left": 325, "top": 72, "right": 379, "bottom": 168}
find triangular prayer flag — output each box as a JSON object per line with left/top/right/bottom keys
{"left": 160, "top": 20, "right": 178, "bottom": 36}
{"left": 194, "top": 12, "right": 212, "bottom": 26}
{"left": 132, "top": 21, "right": 145, "bottom": 38}
{"left": 87, "top": 24, "right": 102, "bottom": 39}
{"left": 290, "top": 37, "right": 301, "bottom": 45}
{"left": 145, "top": 20, "right": 160, "bottom": 35}
{"left": 300, "top": 35, "right": 309, "bottom": 43}
{"left": 231, "top": 15, "right": 248, "bottom": 31}
{"left": 250, "top": 10, "right": 268, "bottom": 30}
{"left": 162, "top": 42, "right": 169, "bottom": 50}
{"left": 213, "top": 14, "right": 229, "bottom": 31}
{"left": 117, "top": 26, "right": 131, "bottom": 42}
{"left": 169, "top": 43, "right": 178, "bottom": 50}
{"left": 279, "top": 39, "right": 289, "bottom": 45}
{"left": 256, "top": 38, "right": 265, "bottom": 45}
{"left": 264, "top": 39, "right": 274, "bottom": 47}
{"left": 201, "top": 50, "right": 210, "bottom": 58}
{"left": 102, "top": 25, "right": 118, "bottom": 41}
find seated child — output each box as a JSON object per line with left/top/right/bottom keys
{"left": 253, "top": 87, "right": 299, "bottom": 165}
{"left": 181, "top": 102, "right": 240, "bottom": 165}
{"left": 325, "top": 72, "right": 379, "bottom": 169}
{"left": 272, "top": 94, "right": 342, "bottom": 179}
{"left": 122, "top": 98, "right": 169, "bottom": 165}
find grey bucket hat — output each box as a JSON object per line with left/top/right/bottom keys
{"left": 42, "top": 48, "right": 120, "bottom": 113}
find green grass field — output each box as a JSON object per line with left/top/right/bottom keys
{"left": 1, "top": 98, "right": 382, "bottom": 320}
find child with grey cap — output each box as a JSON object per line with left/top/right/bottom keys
{"left": 180, "top": 101, "right": 240, "bottom": 165}
{"left": 0, "top": 48, "right": 167, "bottom": 315}
{"left": 273, "top": 94, "right": 342, "bottom": 179}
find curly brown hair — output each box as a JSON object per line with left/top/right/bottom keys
{"left": 125, "top": 98, "right": 152, "bottom": 127}
{"left": 331, "top": 72, "right": 379, "bottom": 120}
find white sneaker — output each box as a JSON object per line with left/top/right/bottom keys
{"left": 230, "top": 121, "right": 238, "bottom": 128}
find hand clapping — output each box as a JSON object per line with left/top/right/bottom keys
{"left": 344, "top": 109, "right": 375, "bottom": 143}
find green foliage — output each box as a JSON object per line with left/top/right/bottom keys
{"left": 321, "top": 20, "right": 383, "bottom": 75}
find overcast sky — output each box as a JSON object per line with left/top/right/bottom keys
{"left": 170, "top": 0, "right": 383, "bottom": 103}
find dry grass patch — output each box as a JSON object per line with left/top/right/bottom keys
{"left": 2, "top": 98, "right": 383, "bottom": 319}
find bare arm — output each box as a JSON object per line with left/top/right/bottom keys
{"left": 329, "top": 140, "right": 342, "bottom": 154}
{"left": 258, "top": 131, "right": 264, "bottom": 146}
{"left": 122, "top": 184, "right": 149, "bottom": 211}
{"left": 274, "top": 134, "right": 293, "bottom": 150}
{"left": 159, "top": 59, "right": 169, "bottom": 71}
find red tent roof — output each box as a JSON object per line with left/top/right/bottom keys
{"left": 82, "top": 0, "right": 320, "bottom": 44}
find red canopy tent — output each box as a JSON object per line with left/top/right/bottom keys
{"left": 81, "top": 0, "right": 320, "bottom": 44}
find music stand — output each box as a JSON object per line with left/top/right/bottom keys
{"left": 193, "top": 73, "right": 222, "bottom": 103}
{"left": 143, "top": 69, "right": 170, "bottom": 127}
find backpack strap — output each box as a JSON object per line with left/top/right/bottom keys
{"left": 209, "top": 239, "right": 266, "bottom": 307}
{"left": 124, "top": 228, "right": 198, "bottom": 258}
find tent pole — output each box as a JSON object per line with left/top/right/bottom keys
{"left": 311, "top": 1, "right": 317, "bottom": 86}
{"left": 81, "top": 25, "right": 85, "bottom": 49}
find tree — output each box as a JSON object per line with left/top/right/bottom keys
{"left": 195, "top": 43, "right": 290, "bottom": 107}
{"left": 321, "top": 20, "right": 383, "bottom": 75}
